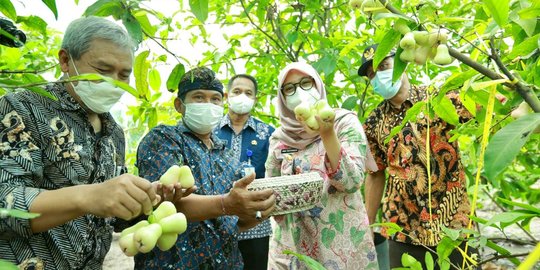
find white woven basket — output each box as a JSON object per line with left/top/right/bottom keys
{"left": 248, "top": 172, "right": 324, "bottom": 215}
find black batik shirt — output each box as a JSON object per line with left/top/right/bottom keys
{"left": 0, "top": 83, "right": 126, "bottom": 269}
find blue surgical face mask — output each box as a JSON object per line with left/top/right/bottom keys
{"left": 371, "top": 69, "right": 402, "bottom": 100}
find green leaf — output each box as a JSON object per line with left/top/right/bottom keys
{"left": 513, "top": 17, "right": 537, "bottom": 37}
{"left": 436, "top": 237, "right": 460, "bottom": 263}
{"left": 441, "top": 226, "right": 460, "bottom": 241}
{"left": 41, "top": 0, "right": 58, "bottom": 19}
{"left": 0, "top": 260, "right": 18, "bottom": 270}
{"left": 371, "top": 222, "right": 403, "bottom": 236}
{"left": 497, "top": 198, "right": 540, "bottom": 215}
{"left": 134, "top": 50, "right": 150, "bottom": 99}
{"left": 401, "top": 253, "right": 418, "bottom": 267}
{"left": 189, "top": 0, "right": 209, "bottom": 23}
{"left": 321, "top": 227, "right": 336, "bottom": 248}
{"left": 425, "top": 252, "right": 435, "bottom": 270}
{"left": 17, "top": 16, "right": 48, "bottom": 35}
{"left": 27, "top": 86, "right": 57, "bottom": 100}
{"left": 432, "top": 96, "right": 459, "bottom": 126}
{"left": 341, "top": 96, "right": 358, "bottom": 110}
{"left": 483, "top": 0, "right": 509, "bottom": 27}
{"left": 166, "top": 63, "right": 185, "bottom": 92}
{"left": 0, "top": 208, "right": 40, "bottom": 219}
{"left": 133, "top": 12, "right": 156, "bottom": 37}
{"left": 313, "top": 54, "right": 337, "bottom": 76}
{"left": 122, "top": 13, "right": 143, "bottom": 44}
{"left": 0, "top": 0, "right": 17, "bottom": 20}
{"left": 486, "top": 240, "right": 520, "bottom": 265}
{"left": 484, "top": 211, "right": 536, "bottom": 228}
{"left": 392, "top": 46, "right": 407, "bottom": 83}
{"left": 149, "top": 69, "right": 161, "bottom": 91}
{"left": 283, "top": 250, "right": 326, "bottom": 270}
{"left": 484, "top": 113, "right": 540, "bottom": 180}
{"left": 84, "top": 0, "right": 123, "bottom": 17}
{"left": 518, "top": 4, "right": 540, "bottom": 19}
{"left": 441, "top": 70, "right": 477, "bottom": 93}
{"left": 373, "top": 29, "right": 400, "bottom": 71}
{"left": 505, "top": 33, "right": 540, "bottom": 60}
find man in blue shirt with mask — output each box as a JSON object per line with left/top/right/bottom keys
{"left": 135, "top": 67, "right": 276, "bottom": 269}
{"left": 215, "top": 74, "right": 275, "bottom": 269}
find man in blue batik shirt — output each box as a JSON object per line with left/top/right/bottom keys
{"left": 135, "top": 67, "right": 276, "bottom": 269}
{"left": 215, "top": 74, "right": 275, "bottom": 270}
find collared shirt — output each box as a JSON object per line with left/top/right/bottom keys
{"left": 0, "top": 83, "right": 125, "bottom": 270}
{"left": 214, "top": 115, "right": 275, "bottom": 241}
{"left": 363, "top": 85, "right": 472, "bottom": 246}
{"left": 135, "top": 122, "right": 243, "bottom": 270}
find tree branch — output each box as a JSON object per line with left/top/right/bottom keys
{"left": 239, "top": 0, "right": 295, "bottom": 61}
{"left": 476, "top": 252, "right": 529, "bottom": 266}
{"left": 0, "top": 64, "right": 58, "bottom": 74}
{"left": 488, "top": 37, "right": 540, "bottom": 112}
{"left": 142, "top": 30, "right": 183, "bottom": 64}
{"left": 376, "top": 0, "right": 540, "bottom": 113}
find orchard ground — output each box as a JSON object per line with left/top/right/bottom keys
{"left": 103, "top": 203, "right": 540, "bottom": 269}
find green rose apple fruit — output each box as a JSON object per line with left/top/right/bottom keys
{"left": 399, "top": 32, "right": 416, "bottom": 50}
{"left": 149, "top": 201, "right": 176, "bottom": 223}
{"left": 178, "top": 165, "right": 195, "bottom": 188}
{"left": 159, "top": 212, "right": 188, "bottom": 234}
{"left": 433, "top": 44, "right": 452, "bottom": 65}
{"left": 120, "top": 220, "right": 149, "bottom": 238}
{"left": 119, "top": 233, "right": 139, "bottom": 257}
{"left": 134, "top": 223, "right": 163, "bottom": 253}
{"left": 157, "top": 233, "right": 178, "bottom": 251}
{"left": 294, "top": 102, "right": 312, "bottom": 120}
{"left": 159, "top": 165, "right": 182, "bottom": 185}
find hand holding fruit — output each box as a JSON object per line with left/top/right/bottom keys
{"left": 84, "top": 174, "right": 159, "bottom": 220}
{"left": 118, "top": 164, "right": 194, "bottom": 256}
{"left": 157, "top": 164, "right": 197, "bottom": 203}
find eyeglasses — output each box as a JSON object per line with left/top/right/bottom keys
{"left": 281, "top": 77, "right": 314, "bottom": 96}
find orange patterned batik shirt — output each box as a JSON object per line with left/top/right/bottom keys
{"left": 364, "top": 85, "right": 473, "bottom": 246}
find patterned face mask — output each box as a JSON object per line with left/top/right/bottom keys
{"left": 183, "top": 102, "right": 224, "bottom": 134}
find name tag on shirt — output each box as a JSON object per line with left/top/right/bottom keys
{"left": 281, "top": 148, "right": 298, "bottom": 154}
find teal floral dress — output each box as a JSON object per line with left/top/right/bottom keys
{"left": 266, "top": 110, "right": 378, "bottom": 270}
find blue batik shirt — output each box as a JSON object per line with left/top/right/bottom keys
{"left": 135, "top": 122, "right": 243, "bottom": 270}
{"left": 214, "top": 115, "right": 275, "bottom": 241}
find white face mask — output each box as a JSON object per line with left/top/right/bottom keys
{"left": 183, "top": 102, "right": 224, "bottom": 134}
{"left": 228, "top": 94, "right": 255, "bottom": 114}
{"left": 67, "top": 57, "right": 125, "bottom": 114}
{"left": 285, "top": 86, "right": 319, "bottom": 111}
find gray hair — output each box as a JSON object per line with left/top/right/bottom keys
{"left": 61, "top": 16, "right": 136, "bottom": 60}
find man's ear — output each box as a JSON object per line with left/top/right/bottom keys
{"left": 174, "top": 97, "right": 184, "bottom": 114}
{"left": 224, "top": 92, "right": 228, "bottom": 102}
{"left": 58, "top": 49, "right": 70, "bottom": 73}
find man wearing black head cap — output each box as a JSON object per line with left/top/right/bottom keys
{"left": 359, "top": 44, "right": 479, "bottom": 269}
{"left": 135, "top": 67, "right": 276, "bottom": 269}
